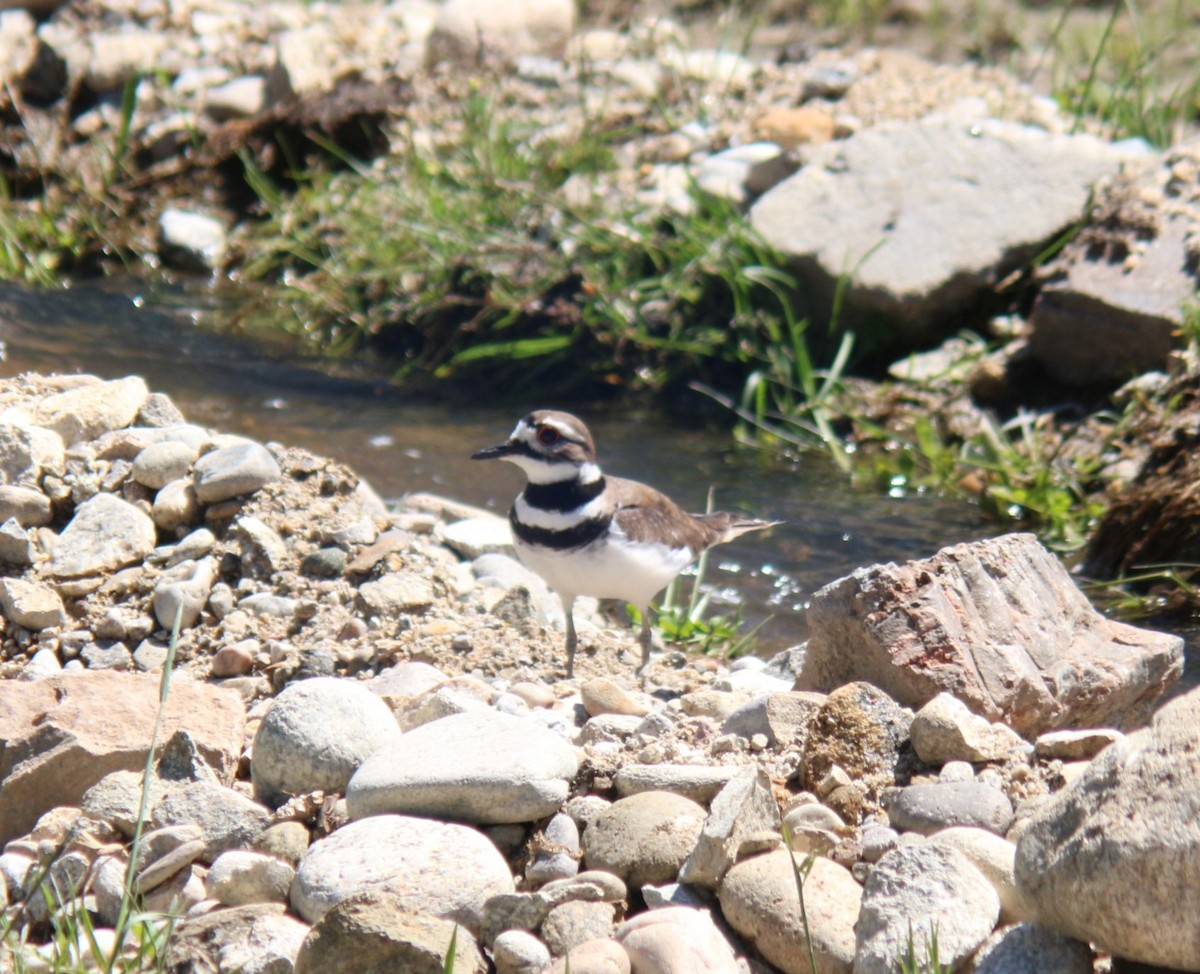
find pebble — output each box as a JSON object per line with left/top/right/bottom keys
{"left": 887, "top": 781, "right": 1014, "bottom": 836}
{"left": 581, "top": 676, "right": 651, "bottom": 717}
{"left": 152, "top": 555, "right": 219, "bottom": 629}
{"left": 581, "top": 790, "right": 706, "bottom": 888}
{"left": 151, "top": 781, "right": 271, "bottom": 859}
{"left": 612, "top": 763, "right": 738, "bottom": 804}
{"left": 192, "top": 441, "right": 281, "bottom": 503}
{"left": 206, "top": 849, "right": 295, "bottom": 905}
{"left": 542, "top": 900, "right": 616, "bottom": 955}
{"left": 0, "top": 484, "right": 52, "bottom": 526}
{"left": 290, "top": 814, "right": 515, "bottom": 933}
{"left": 1033, "top": 728, "right": 1123, "bottom": 760}
{"left": 212, "top": 639, "right": 258, "bottom": 677}
{"left": 346, "top": 709, "right": 579, "bottom": 824}
{"left": 492, "top": 929, "right": 552, "bottom": 974}
{"left": 132, "top": 439, "right": 198, "bottom": 489}
{"left": 911, "top": 692, "right": 1027, "bottom": 764}
{"left": 0, "top": 578, "right": 66, "bottom": 631}
{"left": 251, "top": 676, "right": 402, "bottom": 807}
{"left": 48, "top": 492, "right": 157, "bottom": 578}
{"left": 159, "top": 208, "right": 228, "bottom": 271}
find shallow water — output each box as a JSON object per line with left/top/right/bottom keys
{"left": 1, "top": 278, "right": 1194, "bottom": 687}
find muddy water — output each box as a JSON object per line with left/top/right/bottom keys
{"left": 2, "top": 279, "right": 1194, "bottom": 686}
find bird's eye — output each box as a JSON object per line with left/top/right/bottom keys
{"left": 537, "top": 426, "right": 560, "bottom": 446}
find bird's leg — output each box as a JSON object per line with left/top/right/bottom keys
{"left": 561, "top": 594, "right": 578, "bottom": 678}
{"left": 637, "top": 605, "right": 653, "bottom": 671}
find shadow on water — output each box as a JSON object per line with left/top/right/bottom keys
{"left": 1, "top": 279, "right": 1194, "bottom": 685}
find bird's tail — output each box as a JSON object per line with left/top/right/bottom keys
{"left": 698, "top": 513, "right": 782, "bottom": 546}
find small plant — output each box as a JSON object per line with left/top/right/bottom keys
{"left": 780, "top": 822, "right": 820, "bottom": 974}
{"left": 898, "top": 921, "right": 952, "bottom": 974}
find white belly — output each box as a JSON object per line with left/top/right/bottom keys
{"left": 513, "top": 531, "right": 695, "bottom": 607}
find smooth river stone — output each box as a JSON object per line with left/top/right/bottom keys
{"left": 290, "top": 814, "right": 515, "bottom": 933}
{"left": 193, "top": 441, "right": 281, "bottom": 503}
{"left": 32, "top": 375, "right": 149, "bottom": 445}
{"left": 49, "top": 492, "right": 157, "bottom": 578}
{"left": 346, "top": 710, "right": 579, "bottom": 825}
{"left": 252, "top": 677, "right": 403, "bottom": 808}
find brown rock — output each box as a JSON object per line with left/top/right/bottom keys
{"left": 797, "top": 534, "right": 1182, "bottom": 737}
{"left": 801, "top": 683, "right": 910, "bottom": 820}
{"left": 0, "top": 671, "right": 245, "bottom": 844}
{"left": 753, "top": 106, "right": 836, "bottom": 148}
{"left": 295, "top": 893, "right": 485, "bottom": 974}
{"left": 0, "top": 577, "right": 66, "bottom": 630}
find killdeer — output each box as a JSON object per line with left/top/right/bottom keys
{"left": 472, "top": 410, "right": 778, "bottom": 676}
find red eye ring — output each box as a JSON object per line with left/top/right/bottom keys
{"left": 537, "top": 426, "right": 560, "bottom": 446}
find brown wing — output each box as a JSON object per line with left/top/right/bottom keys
{"left": 607, "top": 477, "right": 778, "bottom": 553}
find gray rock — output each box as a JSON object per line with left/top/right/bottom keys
{"left": 855, "top": 843, "right": 1000, "bottom": 974}
{"left": 159, "top": 208, "right": 228, "bottom": 271}
{"left": 235, "top": 515, "right": 290, "bottom": 576}
{"left": 368, "top": 661, "right": 450, "bottom": 702}
{"left": 252, "top": 677, "right": 402, "bottom": 807}
{"left": 694, "top": 142, "right": 796, "bottom": 205}
{"left": 291, "top": 814, "right": 515, "bottom": 933}
{"left": 152, "top": 781, "right": 271, "bottom": 859}
{"left": 347, "top": 709, "right": 578, "bottom": 824}
{"left": 613, "top": 764, "right": 740, "bottom": 805}
{"left": 719, "top": 850, "right": 860, "bottom": 974}
{"left": 20, "top": 647, "right": 62, "bottom": 680}
{"left": 492, "top": 929, "right": 552, "bottom": 974}
{"left": 49, "top": 492, "right": 158, "bottom": 578}
{"left": 0, "top": 484, "right": 51, "bottom": 526}
{"left": 80, "top": 640, "right": 133, "bottom": 671}
{"left": 207, "top": 849, "right": 295, "bottom": 906}
{"left": 239, "top": 593, "right": 299, "bottom": 618}
{"left": 751, "top": 116, "right": 1147, "bottom": 337}
{"left": 32, "top": 375, "right": 149, "bottom": 445}
{"left": 136, "top": 394, "right": 187, "bottom": 428}
{"left": 582, "top": 791, "right": 705, "bottom": 888}
{"left": 0, "top": 518, "right": 33, "bottom": 565}
{"left": 929, "top": 827, "right": 1033, "bottom": 924}
{"left": 440, "top": 516, "right": 513, "bottom": 558}
{"left": 166, "top": 903, "right": 310, "bottom": 974}
{"left": 152, "top": 556, "right": 219, "bottom": 630}
{"left": 294, "top": 893, "right": 486, "bottom": 974}
{"left": 152, "top": 477, "right": 200, "bottom": 531}
{"left": 205, "top": 75, "right": 268, "bottom": 119}
{"left": 680, "top": 767, "right": 780, "bottom": 889}
{"left": 888, "top": 782, "right": 1013, "bottom": 836}
{"left": 0, "top": 578, "right": 65, "bottom": 630}
{"left": 527, "top": 811, "right": 581, "bottom": 887}
{"left": 132, "top": 440, "right": 197, "bottom": 489}
{"left": 193, "top": 441, "right": 281, "bottom": 504}
{"left": 542, "top": 900, "right": 616, "bottom": 956}
{"left": 797, "top": 534, "right": 1182, "bottom": 737}
{"left": 1030, "top": 146, "right": 1200, "bottom": 385}
{"left": 358, "top": 571, "right": 435, "bottom": 615}
{"left": 722, "top": 691, "right": 825, "bottom": 748}
{"left": 133, "top": 823, "right": 206, "bottom": 892}
{"left": 1033, "top": 728, "right": 1123, "bottom": 761}
{"left": 911, "top": 692, "right": 1027, "bottom": 764}
{"left": 0, "top": 421, "right": 63, "bottom": 488}
{"left": 254, "top": 820, "right": 311, "bottom": 865}
{"left": 1014, "top": 686, "right": 1200, "bottom": 970}
{"left": 968, "top": 922, "right": 1092, "bottom": 974}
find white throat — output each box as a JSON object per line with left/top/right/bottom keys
{"left": 504, "top": 454, "right": 580, "bottom": 485}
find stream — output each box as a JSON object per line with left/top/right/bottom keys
{"left": 1, "top": 278, "right": 1194, "bottom": 687}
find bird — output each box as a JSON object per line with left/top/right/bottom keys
{"left": 471, "top": 410, "right": 778, "bottom": 676}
